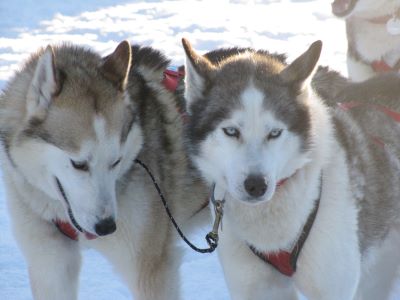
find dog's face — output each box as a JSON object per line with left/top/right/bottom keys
{"left": 183, "top": 40, "right": 321, "bottom": 204}
{"left": 12, "top": 41, "right": 141, "bottom": 237}
{"left": 332, "top": 0, "right": 398, "bottom": 18}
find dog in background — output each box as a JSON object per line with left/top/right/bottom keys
{"left": 332, "top": 0, "right": 400, "bottom": 81}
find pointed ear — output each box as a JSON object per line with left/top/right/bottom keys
{"left": 280, "top": 40, "right": 322, "bottom": 89}
{"left": 182, "top": 38, "right": 215, "bottom": 112}
{"left": 101, "top": 40, "right": 132, "bottom": 91}
{"left": 26, "top": 45, "right": 59, "bottom": 120}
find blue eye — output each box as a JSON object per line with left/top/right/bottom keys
{"left": 268, "top": 129, "right": 282, "bottom": 140}
{"left": 70, "top": 160, "right": 89, "bottom": 172}
{"left": 223, "top": 127, "right": 240, "bottom": 139}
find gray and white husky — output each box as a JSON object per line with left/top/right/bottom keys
{"left": 332, "top": 0, "right": 400, "bottom": 81}
{"left": 182, "top": 39, "right": 400, "bottom": 299}
{"left": 0, "top": 41, "right": 207, "bottom": 299}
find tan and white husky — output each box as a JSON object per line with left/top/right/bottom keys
{"left": 0, "top": 41, "right": 207, "bottom": 300}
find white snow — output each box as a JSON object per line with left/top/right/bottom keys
{"left": 0, "top": 0, "right": 398, "bottom": 299}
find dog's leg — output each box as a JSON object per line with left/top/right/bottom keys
{"left": 218, "top": 228, "right": 299, "bottom": 300}
{"left": 347, "top": 55, "right": 376, "bottom": 82}
{"left": 134, "top": 240, "right": 180, "bottom": 300}
{"left": 8, "top": 192, "right": 81, "bottom": 300}
{"left": 294, "top": 178, "right": 361, "bottom": 299}
{"left": 92, "top": 199, "right": 180, "bottom": 300}
{"left": 294, "top": 226, "right": 360, "bottom": 300}
{"left": 354, "top": 228, "right": 400, "bottom": 300}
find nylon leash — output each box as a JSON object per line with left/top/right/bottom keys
{"left": 134, "top": 159, "right": 223, "bottom": 254}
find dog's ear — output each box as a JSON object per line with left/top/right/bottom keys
{"left": 182, "top": 38, "right": 215, "bottom": 113}
{"left": 280, "top": 40, "right": 322, "bottom": 90}
{"left": 101, "top": 40, "right": 132, "bottom": 91}
{"left": 26, "top": 45, "right": 60, "bottom": 120}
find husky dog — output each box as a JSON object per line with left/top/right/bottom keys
{"left": 0, "top": 41, "right": 207, "bottom": 299}
{"left": 182, "top": 39, "right": 400, "bottom": 300}
{"left": 332, "top": 0, "right": 400, "bottom": 81}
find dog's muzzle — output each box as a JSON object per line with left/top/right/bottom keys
{"left": 244, "top": 174, "right": 267, "bottom": 198}
{"left": 94, "top": 217, "right": 117, "bottom": 236}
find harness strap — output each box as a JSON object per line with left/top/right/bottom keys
{"left": 337, "top": 101, "right": 400, "bottom": 150}
{"left": 249, "top": 174, "right": 322, "bottom": 277}
{"left": 338, "top": 101, "right": 400, "bottom": 123}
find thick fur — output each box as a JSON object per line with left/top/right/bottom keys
{"left": 332, "top": 0, "right": 400, "bottom": 81}
{"left": 182, "top": 39, "right": 400, "bottom": 300}
{"left": 0, "top": 42, "right": 207, "bottom": 300}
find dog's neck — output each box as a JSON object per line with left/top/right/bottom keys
{"left": 366, "top": 14, "right": 395, "bottom": 24}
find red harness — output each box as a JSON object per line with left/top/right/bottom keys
{"left": 162, "top": 66, "right": 185, "bottom": 92}
{"left": 249, "top": 175, "right": 321, "bottom": 277}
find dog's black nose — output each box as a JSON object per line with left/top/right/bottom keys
{"left": 244, "top": 175, "right": 267, "bottom": 198}
{"left": 95, "top": 217, "right": 116, "bottom": 236}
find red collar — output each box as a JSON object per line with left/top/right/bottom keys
{"left": 276, "top": 176, "right": 289, "bottom": 187}
{"left": 249, "top": 174, "right": 322, "bottom": 277}
{"left": 276, "top": 169, "right": 299, "bottom": 188}
{"left": 54, "top": 219, "right": 97, "bottom": 241}
{"left": 371, "top": 60, "right": 399, "bottom": 73}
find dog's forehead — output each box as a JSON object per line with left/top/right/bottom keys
{"left": 217, "top": 54, "right": 278, "bottom": 81}
{"left": 55, "top": 73, "right": 123, "bottom": 112}
{"left": 211, "top": 55, "right": 302, "bottom": 124}
{"left": 211, "top": 59, "right": 310, "bottom": 140}
{"left": 38, "top": 89, "right": 132, "bottom": 153}
{"left": 232, "top": 85, "right": 285, "bottom": 128}
{"left": 78, "top": 116, "right": 121, "bottom": 158}
{"left": 211, "top": 54, "right": 285, "bottom": 101}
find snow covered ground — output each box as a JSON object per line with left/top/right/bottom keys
{"left": 0, "top": 0, "right": 398, "bottom": 299}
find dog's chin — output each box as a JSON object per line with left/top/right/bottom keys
{"left": 331, "top": 0, "right": 359, "bottom": 18}
{"left": 230, "top": 192, "right": 274, "bottom": 206}
{"left": 67, "top": 208, "right": 98, "bottom": 239}
{"left": 243, "top": 197, "right": 270, "bottom": 205}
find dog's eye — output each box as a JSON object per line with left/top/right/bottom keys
{"left": 111, "top": 158, "right": 121, "bottom": 169}
{"left": 223, "top": 127, "right": 240, "bottom": 139}
{"left": 268, "top": 129, "right": 282, "bottom": 140}
{"left": 70, "top": 160, "right": 89, "bottom": 172}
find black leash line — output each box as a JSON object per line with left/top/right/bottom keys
{"left": 134, "top": 159, "right": 221, "bottom": 254}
